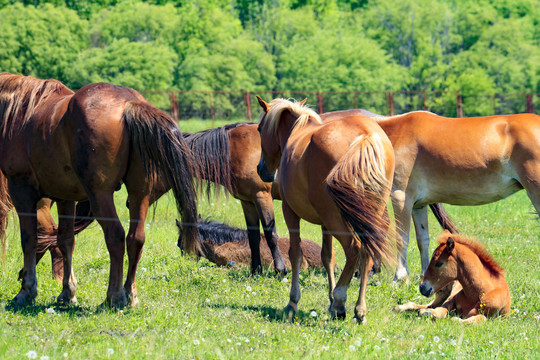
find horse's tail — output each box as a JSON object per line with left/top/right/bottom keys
{"left": 123, "top": 101, "right": 199, "bottom": 255}
{"left": 182, "top": 126, "right": 233, "bottom": 199}
{"left": 429, "top": 203, "right": 459, "bottom": 234}
{"left": 0, "top": 171, "right": 13, "bottom": 258}
{"left": 325, "top": 133, "right": 394, "bottom": 265}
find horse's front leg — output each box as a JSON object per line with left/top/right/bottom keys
{"left": 412, "top": 206, "right": 431, "bottom": 274}
{"left": 391, "top": 190, "right": 413, "bottom": 283}
{"left": 282, "top": 201, "right": 302, "bottom": 320}
{"left": 254, "top": 192, "right": 287, "bottom": 275}
{"left": 321, "top": 226, "right": 335, "bottom": 304}
{"left": 240, "top": 201, "right": 263, "bottom": 275}
{"left": 124, "top": 194, "right": 150, "bottom": 307}
{"left": 10, "top": 183, "right": 40, "bottom": 306}
{"left": 56, "top": 201, "right": 78, "bottom": 305}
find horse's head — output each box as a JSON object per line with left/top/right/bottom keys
{"left": 256, "top": 95, "right": 282, "bottom": 177}
{"left": 419, "top": 231, "right": 458, "bottom": 297}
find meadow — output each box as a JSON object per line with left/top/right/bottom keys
{"left": 0, "top": 119, "right": 538, "bottom": 359}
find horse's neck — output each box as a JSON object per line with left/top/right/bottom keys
{"left": 455, "top": 245, "right": 496, "bottom": 298}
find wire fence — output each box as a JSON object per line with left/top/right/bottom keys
{"left": 140, "top": 90, "right": 540, "bottom": 123}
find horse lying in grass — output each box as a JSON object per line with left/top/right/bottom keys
{"left": 393, "top": 231, "right": 511, "bottom": 324}
{"left": 176, "top": 217, "right": 326, "bottom": 270}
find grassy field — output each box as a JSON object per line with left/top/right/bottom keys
{"left": 0, "top": 119, "right": 538, "bottom": 359}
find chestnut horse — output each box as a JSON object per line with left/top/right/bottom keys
{"left": 323, "top": 109, "right": 540, "bottom": 282}
{"left": 256, "top": 97, "right": 395, "bottom": 322}
{"left": 0, "top": 73, "right": 198, "bottom": 307}
{"left": 176, "top": 217, "right": 325, "bottom": 270}
{"left": 393, "top": 231, "right": 511, "bottom": 324}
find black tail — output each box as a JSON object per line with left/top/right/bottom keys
{"left": 0, "top": 171, "right": 12, "bottom": 258}
{"left": 429, "top": 203, "right": 459, "bottom": 234}
{"left": 123, "top": 101, "right": 199, "bottom": 255}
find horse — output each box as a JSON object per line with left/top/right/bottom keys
{"left": 180, "top": 123, "right": 287, "bottom": 274}
{"left": 256, "top": 96, "right": 395, "bottom": 323}
{"left": 322, "top": 109, "right": 540, "bottom": 282}
{"left": 176, "top": 217, "right": 325, "bottom": 270}
{"left": 0, "top": 73, "right": 198, "bottom": 308}
{"left": 393, "top": 231, "right": 511, "bottom": 324}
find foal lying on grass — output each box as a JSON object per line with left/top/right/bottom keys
{"left": 393, "top": 231, "right": 511, "bottom": 324}
{"left": 177, "top": 217, "right": 327, "bottom": 270}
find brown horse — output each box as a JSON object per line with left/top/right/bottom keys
{"left": 176, "top": 217, "right": 325, "bottom": 270}
{"left": 180, "top": 123, "right": 287, "bottom": 274}
{"left": 393, "top": 231, "right": 511, "bottom": 324}
{"left": 256, "top": 97, "right": 395, "bottom": 323}
{"left": 0, "top": 73, "right": 198, "bottom": 308}
{"left": 323, "top": 109, "right": 540, "bottom": 282}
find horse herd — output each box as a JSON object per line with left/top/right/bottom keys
{"left": 1, "top": 73, "right": 535, "bottom": 324}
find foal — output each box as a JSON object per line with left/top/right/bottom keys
{"left": 394, "top": 231, "right": 511, "bottom": 324}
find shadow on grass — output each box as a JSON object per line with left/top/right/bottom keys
{"left": 2, "top": 298, "right": 103, "bottom": 318}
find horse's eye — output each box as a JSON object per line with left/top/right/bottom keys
{"left": 435, "top": 261, "right": 444, "bottom": 268}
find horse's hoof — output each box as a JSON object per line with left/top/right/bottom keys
{"left": 128, "top": 294, "right": 139, "bottom": 307}
{"left": 353, "top": 315, "right": 366, "bottom": 325}
{"left": 57, "top": 295, "right": 78, "bottom": 306}
{"left": 283, "top": 304, "right": 297, "bottom": 321}
{"left": 11, "top": 293, "right": 34, "bottom": 307}
{"left": 419, "top": 309, "right": 432, "bottom": 318}
{"left": 329, "top": 304, "right": 346, "bottom": 320}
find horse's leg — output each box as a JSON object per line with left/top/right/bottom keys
{"left": 353, "top": 248, "right": 374, "bottom": 324}
{"left": 56, "top": 201, "right": 78, "bottom": 304}
{"left": 412, "top": 206, "right": 431, "bottom": 274}
{"left": 321, "top": 226, "right": 335, "bottom": 304}
{"left": 282, "top": 201, "right": 302, "bottom": 320}
{"left": 329, "top": 233, "right": 361, "bottom": 320}
{"left": 123, "top": 193, "right": 150, "bottom": 307}
{"left": 254, "top": 192, "right": 287, "bottom": 275}
{"left": 9, "top": 184, "right": 40, "bottom": 306}
{"left": 391, "top": 190, "right": 413, "bottom": 282}
{"left": 240, "top": 200, "right": 263, "bottom": 275}
{"left": 89, "top": 192, "right": 127, "bottom": 308}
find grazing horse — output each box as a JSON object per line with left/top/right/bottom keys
{"left": 256, "top": 97, "right": 395, "bottom": 322}
{"left": 393, "top": 231, "right": 511, "bottom": 324}
{"left": 0, "top": 73, "right": 198, "bottom": 308}
{"left": 176, "top": 217, "right": 325, "bottom": 270}
{"left": 323, "top": 109, "right": 540, "bottom": 282}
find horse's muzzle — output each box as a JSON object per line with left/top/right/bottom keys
{"left": 419, "top": 281, "right": 434, "bottom": 297}
{"left": 257, "top": 157, "right": 275, "bottom": 183}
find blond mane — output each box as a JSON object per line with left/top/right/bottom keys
{"left": 371, "top": 110, "right": 436, "bottom": 122}
{"left": 0, "top": 73, "right": 73, "bottom": 138}
{"left": 438, "top": 233, "right": 506, "bottom": 278}
{"left": 260, "top": 98, "right": 322, "bottom": 135}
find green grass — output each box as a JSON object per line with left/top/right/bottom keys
{"left": 0, "top": 120, "right": 538, "bottom": 359}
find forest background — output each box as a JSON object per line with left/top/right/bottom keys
{"left": 0, "top": 0, "right": 539, "bottom": 116}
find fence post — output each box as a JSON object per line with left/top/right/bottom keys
{"left": 317, "top": 92, "right": 324, "bottom": 114}
{"left": 170, "top": 91, "right": 179, "bottom": 122}
{"left": 456, "top": 92, "right": 463, "bottom": 118}
{"left": 209, "top": 92, "right": 215, "bottom": 128}
{"left": 526, "top": 94, "right": 534, "bottom": 113}
{"left": 244, "top": 91, "right": 252, "bottom": 122}
{"left": 422, "top": 91, "right": 427, "bottom": 110}
{"left": 386, "top": 92, "right": 394, "bottom": 116}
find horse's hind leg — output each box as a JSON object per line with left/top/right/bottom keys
{"left": 321, "top": 226, "right": 335, "bottom": 304}
{"left": 353, "top": 248, "right": 373, "bottom": 324}
{"left": 56, "top": 201, "right": 78, "bottom": 304}
{"left": 240, "top": 200, "right": 263, "bottom": 275}
{"left": 89, "top": 192, "right": 127, "bottom": 308}
{"left": 282, "top": 201, "right": 302, "bottom": 320}
{"left": 123, "top": 193, "right": 150, "bottom": 307}
{"left": 254, "top": 192, "right": 287, "bottom": 275}
{"left": 391, "top": 190, "right": 413, "bottom": 282}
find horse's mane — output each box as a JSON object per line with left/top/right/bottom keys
{"left": 195, "top": 217, "right": 249, "bottom": 246}
{"left": 438, "top": 233, "right": 506, "bottom": 278}
{"left": 261, "top": 98, "right": 322, "bottom": 135}
{"left": 0, "top": 73, "right": 73, "bottom": 138}
{"left": 182, "top": 122, "right": 253, "bottom": 197}
{"left": 371, "top": 110, "right": 436, "bottom": 122}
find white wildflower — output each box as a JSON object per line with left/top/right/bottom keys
{"left": 310, "top": 311, "right": 317, "bottom": 317}
{"left": 107, "top": 348, "right": 114, "bottom": 355}
{"left": 433, "top": 336, "right": 440, "bottom": 343}
{"left": 349, "top": 345, "right": 356, "bottom": 351}
{"left": 193, "top": 340, "right": 200, "bottom": 345}
{"left": 26, "top": 351, "right": 37, "bottom": 359}
{"left": 45, "top": 308, "right": 55, "bottom": 314}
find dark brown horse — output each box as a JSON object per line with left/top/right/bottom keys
{"left": 152, "top": 123, "right": 287, "bottom": 275}
{"left": 256, "top": 97, "right": 396, "bottom": 323}
{"left": 177, "top": 217, "right": 325, "bottom": 270}
{"left": 0, "top": 73, "right": 198, "bottom": 308}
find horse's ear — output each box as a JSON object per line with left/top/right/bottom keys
{"left": 446, "top": 237, "right": 455, "bottom": 251}
{"left": 298, "top": 98, "right": 308, "bottom": 106}
{"left": 256, "top": 95, "right": 270, "bottom": 113}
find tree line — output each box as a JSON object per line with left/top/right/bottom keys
{"left": 0, "top": 0, "right": 538, "bottom": 116}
